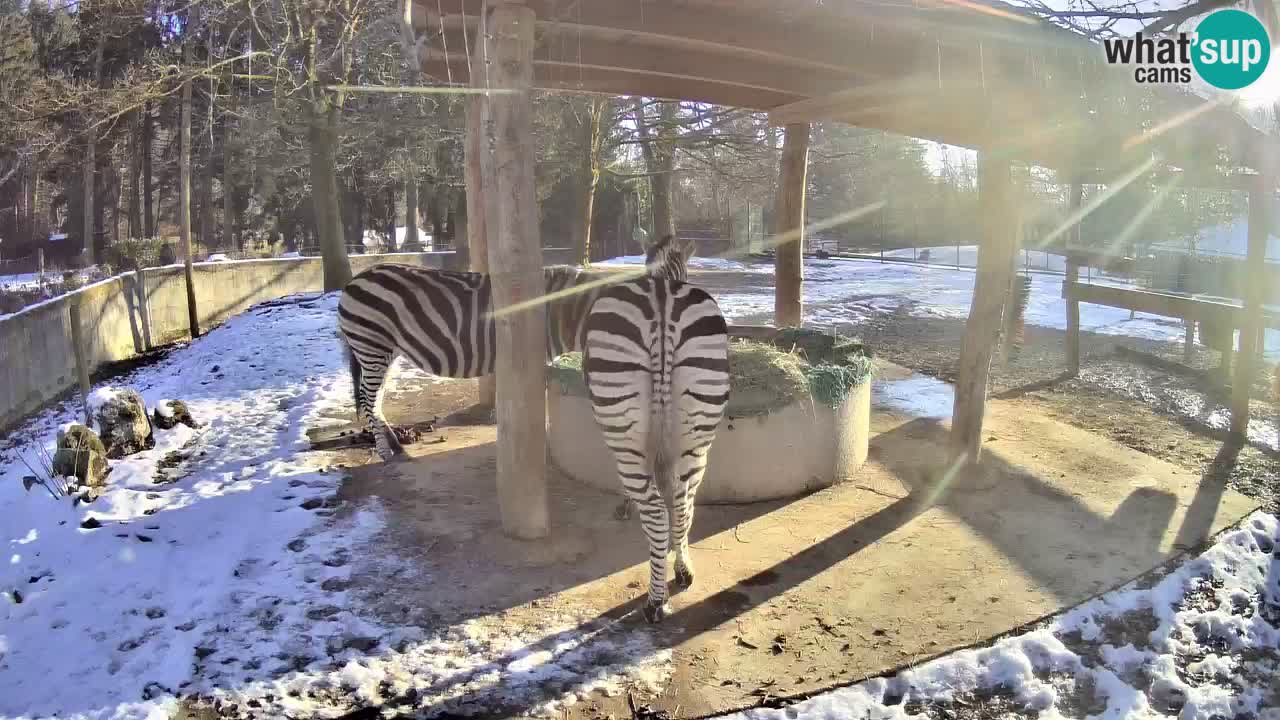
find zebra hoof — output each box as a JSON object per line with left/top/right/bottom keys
{"left": 641, "top": 599, "right": 670, "bottom": 624}
{"left": 613, "top": 499, "right": 633, "bottom": 521}
{"left": 672, "top": 566, "right": 694, "bottom": 592}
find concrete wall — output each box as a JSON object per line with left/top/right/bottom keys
{"left": 548, "top": 381, "right": 872, "bottom": 504}
{"left": 0, "top": 252, "right": 463, "bottom": 434}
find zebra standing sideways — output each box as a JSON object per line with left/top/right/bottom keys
{"left": 336, "top": 235, "right": 697, "bottom": 460}
{"left": 583, "top": 257, "right": 730, "bottom": 623}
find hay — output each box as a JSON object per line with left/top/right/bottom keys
{"left": 549, "top": 327, "right": 875, "bottom": 416}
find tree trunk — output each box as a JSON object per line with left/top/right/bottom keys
{"left": 773, "top": 123, "right": 809, "bottom": 327}
{"left": 143, "top": 102, "right": 155, "bottom": 238}
{"left": 179, "top": 34, "right": 200, "bottom": 338}
{"left": 308, "top": 106, "right": 352, "bottom": 290}
{"left": 222, "top": 106, "right": 236, "bottom": 251}
{"left": 81, "top": 31, "right": 105, "bottom": 266}
{"left": 432, "top": 181, "right": 448, "bottom": 246}
{"left": 25, "top": 161, "right": 38, "bottom": 243}
{"left": 128, "top": 111, "right": 143, "bottom": 240}
{"left": 404, "top": 178, "right": 419, "bottom": 248}
{"left": 385, "top": 185, "right": 398, "bottom": 251}
{"left": 631, "top": 99, "right": 677, "bottom": 242}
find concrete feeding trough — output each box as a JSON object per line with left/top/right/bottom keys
{"left": 547, "top": 326, "right": 874, "bottom": 504}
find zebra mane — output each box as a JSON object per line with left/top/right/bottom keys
{"left": 644, "top": 235, "right": 696, "bottom": 282}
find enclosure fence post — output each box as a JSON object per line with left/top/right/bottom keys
{"left": 1230, "top": 169, "right": 1272, "bottom": 438}
{"left": 772, "top": 122, "right": 809, "bottom": 328}
{"left": 465, "top": 28, "right": 496, "bottom": 408}
{"left": 1064, "top": 181, "right": 1083, "bottom": 377}
{"left": 68, "top": 298, "right": 93, "bottom": 425}
{"left": 950, "top": 150, "right": 1018, "bottom": 465}
{"left": 37, "top": 248, "right": 45, "bottom": 286}
{"left": 484, "top": 0, "right": 549, "bottom": 540}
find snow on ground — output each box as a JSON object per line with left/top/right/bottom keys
{"left": 602, "top": 255, "right": 1280, "bottom": 362}
{"left": 726, "top": 511, "right": 1280, "bottom": 720}
{"left": 0, "top": 292, "right": 669, "bottom": 720}
{"left": 0, "top": 272, "right": 43, "bottom": 291}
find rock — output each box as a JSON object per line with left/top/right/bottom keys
{"left": 53, "top": 424, "right": 110, "bottom": 492}
{"left": 152, "top": 399, "right": 197, "bottom": 430}
{"left": 91, "top": 388, "right": 154, "bottom": 458}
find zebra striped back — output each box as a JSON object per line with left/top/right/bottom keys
{"left": 582, "top": 273, "right": 730, "bottom": 623}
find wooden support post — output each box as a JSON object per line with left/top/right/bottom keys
{"left": 37, "top": 248, "right": 45, "bottom": 286}
{"left": 466, "top": 11, "right": 496, "bottom": 409}
{"left": 68, "top": 299, "right": 93, "bottom": 425}
{"left": 1230, "top": 171, "right": 1272, "bottom": 437}
{"left": 773, "top": 122, "right": 809, "bottom": 327}
{"left": 482, "top": 1, "right": 549, "bottom": 540}
{"left": 1183, "top": 321, "right": 1195, "bottom": 363}
{"left": 950, "top": 152, "right": 1018, "bottom": 464}
{"left": 1065, "top": 182, "right": 1082, "bottom": 376}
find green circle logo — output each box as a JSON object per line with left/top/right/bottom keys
{"left": 1192, "top": 9, "right": 1271, "bottom": 90}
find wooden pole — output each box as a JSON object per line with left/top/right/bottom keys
{"left": 68, "top": 300, "right": 93, "bottom": 425}
{"left": 950, "top": 151, "right": 1018, "bottom": 464}
{"left": 179, "top": 36, "right": 201, "bottom": 339}
{"left": 1065, "top": 182, "right": 1083, "bottom": 376}
{"left": 773, "top": 122, "right": 809, "bottom": 327}
{"left": 466, "top": 8, "right": 497, "bottom": 409}
{"left": 1230, "top": 171, "right": 1272, "bottom": 437}
{"left": 37, "top": 248, "right": 44, "bottom": 286}
{"left": 483, "top": 1, "right": 549, "bottom": 540}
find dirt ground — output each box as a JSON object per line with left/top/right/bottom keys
{"left": 313, "top": 358, "right": 1257, "bottom": 719}
{"left": 692, "top": 267, "right": 1280, "bottom": 516}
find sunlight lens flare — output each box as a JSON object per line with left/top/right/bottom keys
{"left": 1122, "top": 95, "right": 1233, "bottom": 151}
{"left": 1037, "top": 155, "right": 1161, "bottom": 249}
{"left": 1102, "top": 175, "right": 1184, "bottom": 260}
{"left": 484, "top": 201, "right": 889, "bottom": 321}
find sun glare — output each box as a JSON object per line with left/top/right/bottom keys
{"left": 1236, "top": 55, "right": 1280, "bottom": 107}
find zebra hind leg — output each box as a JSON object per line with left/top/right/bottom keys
{"left": 352, "top": 351, "right": 404, "bottom": 461}
{"left": 670, "top": 448, "right": 711, "bottom": 592}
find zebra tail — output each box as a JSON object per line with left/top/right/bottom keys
{"left": 341, "top": 336, "right": 361, "bottom": 417}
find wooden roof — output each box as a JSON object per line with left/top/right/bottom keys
{"left": 412, "top": 0, "right": 1271, "bottom": 177}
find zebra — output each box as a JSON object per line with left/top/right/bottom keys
{"left": 336, "top": 235, "right": 698, "bottom": 460}
{"left": 582, "top": 258, "right": 730, "bottom": 623}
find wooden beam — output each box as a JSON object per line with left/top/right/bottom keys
{"left": 1065, "top": 182, "right": 1082, "bottom": 376}
{"left": 420, "top": 57, "right": 803, "bottom": 110}
{"left": 773, "top": 123, "right": 809, "bottom": 328}
{"left": 417, "top": 0, "right": 916, "bottom": 82}
{"left": 950, "top": 151, "right": 1019, "bottom": 464}
{"left": 1231, "top": 170, "right": 1273, "bottom": 437}
{"left": 483, "top": 1, "right": 549, "bottom": 540}
{"left": 427, "top": 26, "right": 862, "bottom": 100}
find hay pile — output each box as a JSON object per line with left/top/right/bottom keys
{"left": 548, "top": 327, "right": 874, "bottom": 416}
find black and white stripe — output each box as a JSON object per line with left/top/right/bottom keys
{"left": 582, "top": 266, "right": 729, "bottom": 623}
{"left": 336, "top": 235, "right": 697, "bottom": 460}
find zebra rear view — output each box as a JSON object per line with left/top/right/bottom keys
{"left": 582, "top": 275, "right": 730, "bottom": 623}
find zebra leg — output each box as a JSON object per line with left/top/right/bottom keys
{"left": 621, "top": 477, "right": 671, "bottom": 623}
{"left": 353, "top": 351, "right": 403, "bottom": 461}
{"left": 671, "top": 445, "right": 712, "bottom": 591}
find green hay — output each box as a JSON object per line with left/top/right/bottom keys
{"left": 548, "top": 327, "right": 875, "bottom": 416}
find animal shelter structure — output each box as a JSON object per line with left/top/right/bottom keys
{"left": 407, "top": 0, "right": 1276, "bottom": 537}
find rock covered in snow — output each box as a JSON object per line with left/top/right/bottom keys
{"left": 52, "top": 423, "right": 110, "bottom": 493}
{"left": 89, "top": 387, "right": 155, "bottom": 458}
{"left": 152, "top": 399, "right": 198, "bottom": 430}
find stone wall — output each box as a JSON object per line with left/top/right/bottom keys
{"left": 0, "top": 252, "right": 461, "bottom": 433}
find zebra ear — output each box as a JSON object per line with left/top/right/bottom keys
{"left": 680, "top": 236, "right": 696, "bottom": 263}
